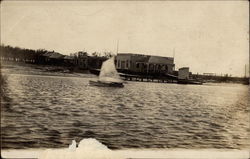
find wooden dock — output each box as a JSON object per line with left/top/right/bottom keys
{"left": 89, "top": 69, "right": 203, "bottom": 85}
{"left": 120, "top": 73, "right": 178, "bottom": 83}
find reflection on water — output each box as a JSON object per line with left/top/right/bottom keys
{"left": 1, "top": 72, "right": 249, "bottom": 149}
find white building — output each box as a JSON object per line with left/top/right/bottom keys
{"left": 178, "top": 67, "right": 189, "bottom": 80}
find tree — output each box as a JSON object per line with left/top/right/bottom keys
{"left": 91, "top": 52, "right": 101, "bottom": 57}
{"left": 103, "top": 51, "right": 114, "bottom": 58}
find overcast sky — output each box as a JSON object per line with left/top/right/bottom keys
{"left": 1, "top": 1, "right": 249, "bottom": 76}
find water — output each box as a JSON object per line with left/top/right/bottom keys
{"left": 1, "top": 66, "right": 249, "bottom": 150}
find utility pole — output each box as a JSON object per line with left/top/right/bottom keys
{"left": 116, "top": 40, "right": 119, "bottom": 55}
{"left": 173, "top": 48, "right": 175, "bottom": 71}
{"left": 245, "top": 64, "right": 246, "bottom": 78}
{"left": 173, "top": 48, "right": 175, "bottom": 61}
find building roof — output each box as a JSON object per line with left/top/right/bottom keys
{"left": 179, "top": 67, "right": 189, "bottom": 70}
{"left": 148, "top": 56, "right": 174, "bottom": 64}
{"left": 118, "top": 53, "right": 150, "bottom": 57}
{"left": 118, "top": 53, "right": 141, "bottom": 56}
{"left": 64, "top": 55, "right": 74, "bottom": 60}
{"left": 42, "top": 52, "right": 54, "bottom": 57}
{"left": 117, "top": 53, "right": 175, "bottom": 65}
{"left": 49, "top": 52, "right": 65, "bottom": 59}
{"left": 136, "top": 56, "right": 150, "bottom": 62}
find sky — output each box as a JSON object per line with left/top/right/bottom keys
{"left": 1, "top": 1, "right": 249, "bottom": 77}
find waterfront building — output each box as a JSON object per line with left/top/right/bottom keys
{"left": 72, "top": 52, "right": 88, "bottom": 69}
{"left": 87, "top": 56, "right": 107, "bottom": 69}
{"left": 63, "top": 55, "right": 75, "bottom": 67}
{"left": 203, "top": 73, "right": 217, "bottom": 76}
{"left": 178, "top": 67, "right": 190, "bottom": 80}
{"left": 42, "top": 51, "right": 65, "bottom": 65}
{"left": 115, "top": 53, "right": 175, "bottom": 75}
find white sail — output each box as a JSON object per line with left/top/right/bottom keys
{"left": 99, "top": 57, "right": 123, "bottom": 83}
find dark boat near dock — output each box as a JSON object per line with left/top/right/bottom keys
{"left": 89, "top": 68, "right": 203, "bottom": 85}
{"left": 177, "top": 79, "right": 203, "bottom": 85}
{"left": 89, "top": 80, "right": 124, "bottom": 87}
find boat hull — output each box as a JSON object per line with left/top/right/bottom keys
{"left": 89, "top": 80, "right": 124, "bottom": 88}
{"left": 177, "top": 79, "right": 203, "bottom": 85}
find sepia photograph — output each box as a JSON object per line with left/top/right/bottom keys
{"left": 1, "top": 1, "right": 249, "bottom": 159}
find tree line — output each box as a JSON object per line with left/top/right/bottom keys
{"left": 0, "top": 44, "right": 115, "bottom": 69}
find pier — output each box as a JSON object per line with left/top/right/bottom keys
{"left": 120, "top": 73, "right": 177, "bottom": 83}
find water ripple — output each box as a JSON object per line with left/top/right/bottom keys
{"left": 1, "top": 73, "right": 249, "bottom": 149}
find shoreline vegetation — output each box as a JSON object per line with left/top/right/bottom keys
{"left": 0, "top": 44, "right": 111, "bottom": 72}
{"left": 0, "top": 44, "right": 249, "bottom": 84}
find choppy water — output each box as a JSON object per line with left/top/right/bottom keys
{"left": 1, "top": 67, "right": 249, "bottom": 149}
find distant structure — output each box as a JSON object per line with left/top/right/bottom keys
{"left": 63, "top": 55, "right": 75, "bottom": 67}
{"left": 42, "top": 51, "right": 65, "bottom": 65}
{"left": 69, "top": 51, "right": 107, "bottom": 70}
{"left": 203, "top": 73, "right": 216, "bottom": 76}
{"left": 178, "top": 67, "right": 190, "bottom": 80}
{"left": 1, "top": 45, "right": 248, "bottom": 84}
{"left": 0, "top": 45, "right": 107, "bottom": 70}
{"left": 73, "top": 52, "right": 88, "bottom": 69}
{"left": 115, "top": 53, "right": 175, "bottom": 75}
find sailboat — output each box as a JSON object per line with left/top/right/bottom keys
{"left": 89, "top": 56, "right": 124, "bottom": 87}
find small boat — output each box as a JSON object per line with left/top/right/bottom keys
{"left": 177, "top": 79, "right": 203, "bottom": 85}
{"left": 89, "top": 80, "right": 124, "bottom": 87}
{"left": 89, "top": 57, "right": 124, "bottom": 88}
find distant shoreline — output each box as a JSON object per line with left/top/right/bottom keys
{"left": 1, "top": 62, "right": 95, "bottom": 78}
{"left": 1, "top": 61, "right": 249, "bottom": 85}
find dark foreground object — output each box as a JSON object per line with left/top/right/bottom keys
{"left": 177, "top": 79, "right": 203, "bottom": 85}
{"left": 89, "top": 80, "right": 124, "bottom": 88}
